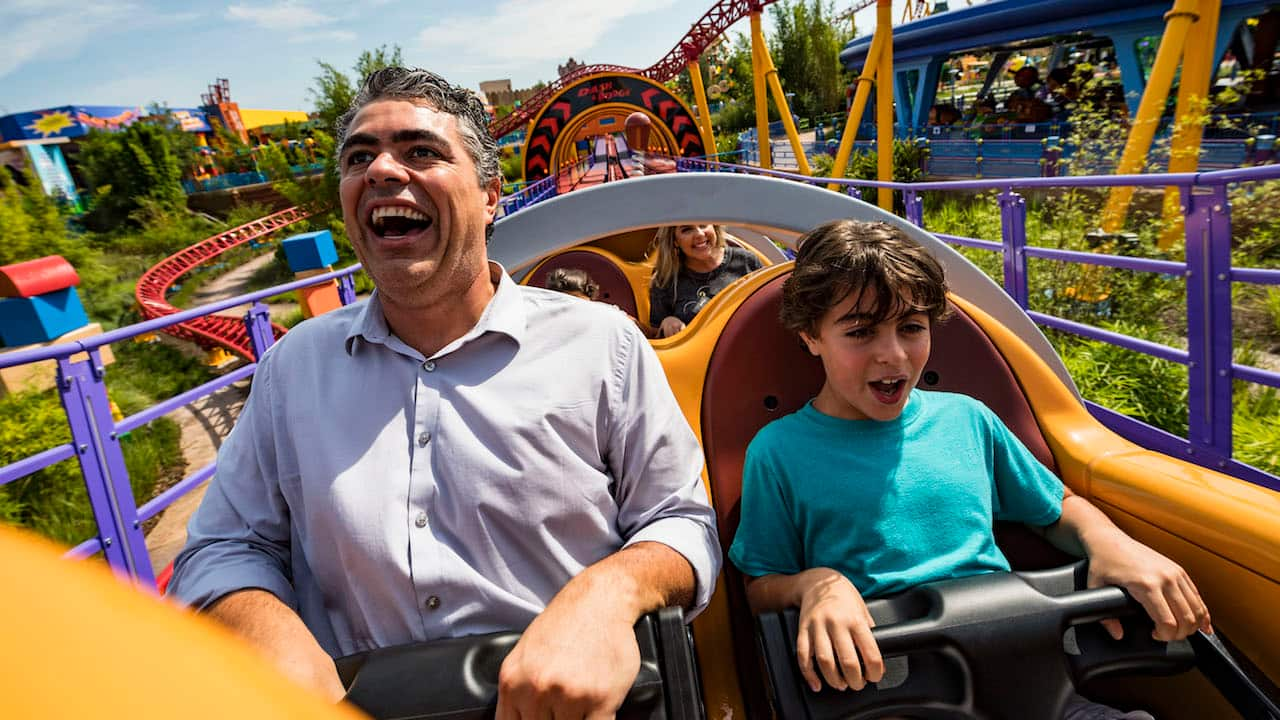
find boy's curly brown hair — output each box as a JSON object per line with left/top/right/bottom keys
{"left": 781, "top": 220, "right": 950, "bottom": 336}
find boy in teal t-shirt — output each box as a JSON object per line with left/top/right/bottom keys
{"left": 728, "top": 220, "right": 1211, "bottom": 718}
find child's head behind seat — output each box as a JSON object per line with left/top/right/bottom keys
{"left": 781, "top": 219, "right": 950, "bottom": 422}
{"left": 544, "top": 268, "right": 599, "bottom": 301}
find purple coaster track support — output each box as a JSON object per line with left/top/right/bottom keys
{"left": 904, "top": 190, "right": 924, "bottom": 227}
{"left": 1184, "top": 185, "right": 1235, "bottom": 470}
{"left": 999, "top": 189, "right": 1030, "bottom": 308}
{"left": 55, "top": 351, "right": 155, "bottom": 587}
{"left": 246, "top": 302, "right": 276, "bottom": 360}
{"left": 338, "top": 274, "right": 358, "bottom": 306}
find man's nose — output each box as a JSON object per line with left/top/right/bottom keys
{"left": 366, "top": 151, "right": 408, "bottom": 185}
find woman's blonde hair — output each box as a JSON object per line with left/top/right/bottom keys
{"left": 649, "top": 224, "right": 728, "bottom": 291}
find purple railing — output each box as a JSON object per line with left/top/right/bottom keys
{"left": 676, "top": 156, "right": 1280, "bottom": 492}
{"left": 0, "top": 265, "right": 363, "bottom": 585}
{"left": 3, "top": 162, "right": 1280, "bottom": 586}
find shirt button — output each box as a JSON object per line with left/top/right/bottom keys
{"left": 415, "top": 511, "right": 428, "bottom": 528}
{"left": 425, "top": 595, "right": 441, "bottom": 610}
{"left": 417, "top": 431, "right": 431, "bottom": 447}
{"left": 423, "top": 360, "right": 436, "bottom": 372}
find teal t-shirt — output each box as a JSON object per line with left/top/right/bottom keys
{"left": 728, "top": 389, "right": 1063, "bottom": 599}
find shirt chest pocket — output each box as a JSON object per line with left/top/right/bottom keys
{"left": 431, "top": 398, "right": 616, "bottom": 524}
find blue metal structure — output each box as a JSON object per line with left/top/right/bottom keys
{"left": 837, "top": 0, "right": 1280, "bottom": 177}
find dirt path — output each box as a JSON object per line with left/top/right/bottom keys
{"left": 145, "top": 382, "right": 247, "bottom": 574}
{"left": 143, "top": 253, "right": 293, "bottom": 574}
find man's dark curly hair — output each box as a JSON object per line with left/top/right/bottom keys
{"left": 781, "top": 220, "right": 950, "bottom": 336}
{"left": 335, "top": 66, "right": 499, "bottom": 187}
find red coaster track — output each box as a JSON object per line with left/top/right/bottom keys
{"left": 487, "top": 0, "right": 778, "bottom": 140}
{"left": 134, "top": 206, "right": 312, "bottom": 360}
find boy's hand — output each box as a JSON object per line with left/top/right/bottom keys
{"left": 1084, "top": 529, "right": 1211, "bottom": 642}
{"left": 795, "top": 568, "right": 885, "bottom": 693}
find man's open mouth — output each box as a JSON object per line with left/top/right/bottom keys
{"left": 370, "top": 206, "right": 433, "bottom": 239}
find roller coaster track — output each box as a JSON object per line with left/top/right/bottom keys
{"left": 487, "top": 0, "right": 778, "bottom": 140}
{"left": 134, "top": 206, "right": 313, "bottom": 360}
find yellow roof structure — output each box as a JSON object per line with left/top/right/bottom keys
{"left": 237, "top": 108, "right": 310, "bottom": 130}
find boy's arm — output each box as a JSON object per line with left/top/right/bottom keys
{"left": 744, "top": 571, "right": 885, "bottom": 693}
{"left": 1034, "top": 490, "right": 1211, "bottom": 641}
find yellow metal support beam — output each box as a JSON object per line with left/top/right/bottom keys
{"left": 750, "top": 11, "right": 772, "bottom": 169}
{"left": 1101, "top": 0, "right": 1201, "bottom": 232}
{"left": 687, "top": 60, "right": 718, "bottom": 160}
{"left": 1161, "top": 0, "right": 1219, "bottom": 248}
{"left": 755, "top": 29, "right": 813, "bottom": 175}
{"left": 827, "top": 0, "right": 890, "bottom": 191}
{"left": 876, "top": 0, "right": 894, "bottom": 211}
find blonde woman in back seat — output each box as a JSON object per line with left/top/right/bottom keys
{"left": 649, "top": 224, "right": 762, "bottom": 338}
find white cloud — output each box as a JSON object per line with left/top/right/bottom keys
{"left": 288, "top": 29, "right": 357, "bottom": 44}
{"left": 226, "top": 1, "right": 335, "bottom": 30}
{"left": 0, "top": 2, "right": 137, "bottom": 79}
{"left": 418, "top": 0, "right": 679, "bottom": 64}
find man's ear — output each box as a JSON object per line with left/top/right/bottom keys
{"left": 798, "top": 330, "right": 820, "bottom": 357}
{"left": 482, "top": 177, "right": 501, "bottom": 223}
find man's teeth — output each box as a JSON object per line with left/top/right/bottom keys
{"left": 371, "top": 206, "right": 429, "bottom": 222}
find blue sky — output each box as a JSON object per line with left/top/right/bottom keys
{"left": 0, "top": 0, "right": 908, "bottom": 116}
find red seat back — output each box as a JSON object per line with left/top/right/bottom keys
{"left": 526, "top": 250, "right": 639, "bottom": 318}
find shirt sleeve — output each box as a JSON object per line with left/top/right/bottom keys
{"left": 648, "top": 281, "right": 673, "bottom": 328}
{"left": 728, "top": 434, "right": 805, "bottom": 578}
{"left": 607, "top": 323, "right": 721, "bottom": 618}
{"left": 166, "top": 351, "right": 297, "bottom": 611}
{"left": 984, "top": 404, "right": 1064, "bottom": 527}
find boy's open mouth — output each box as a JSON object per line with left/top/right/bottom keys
{"left": 870, "top": 378, "right": 906, "bottom": 404}
{"left": 369, "top": 206, "right": 433, "bottom": 239}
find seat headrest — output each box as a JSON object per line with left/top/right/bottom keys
{"left": 526, "top": 250, "right": 639, "bottom": 318}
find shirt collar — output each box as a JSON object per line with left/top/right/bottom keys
{"left": 345, "top": 261, "right": 527, "bottom": 357}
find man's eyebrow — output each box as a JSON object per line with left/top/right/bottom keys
{"left": 339, "top": 128, "right": 448, "bottom": 156}
{"left": 339, "top": 132, "right": 377, "bottom": 156}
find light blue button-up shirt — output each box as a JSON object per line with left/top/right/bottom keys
{"left": 169, "top": 264, "right": 720, "bottom": 657}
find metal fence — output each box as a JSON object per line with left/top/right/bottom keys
{"left": 678, "top": 156, "right": 1280, "bottom": 491}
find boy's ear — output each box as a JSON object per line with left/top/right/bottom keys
{"left": 798, "top": 330, "right": 820, "bottom": 356}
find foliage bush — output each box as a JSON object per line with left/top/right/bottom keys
{"left": 75, "top": 123, "right": 188, "bottom": 231}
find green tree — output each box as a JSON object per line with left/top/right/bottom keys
{"left": 311, "top": 45, "right": 405, "bottom": 134}
{"left": 73, "top": 121, "right": 187, "bottom": 231}
{"left": 768, "top": 0, "right": 852, "bottom": 119}
{"left": 0, "top": 169, "right": 91, "bottom": 268}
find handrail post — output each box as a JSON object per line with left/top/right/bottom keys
{"left": 999, "top": 189, "right": 1029, "bottom": 308}
{"left": 245, "top": 302, "right": 276, "bottom": 360}
{"left": 56, "top": 352, "right": 154, "bottom": 586}
{"left": 1183, "top": 184, "right": 1234, "bottom": 469}
{"left": 337, "top": 274, "right": 357, "bottom": 306}
{"left": 845, "top": 184, "right": 862, "bottom": 201}
{"left": 904, "top": 189, "right": 924, "bottom": 227}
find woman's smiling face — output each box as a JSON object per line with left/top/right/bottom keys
{"left": 673, "top": 224, "right": 720, "bottom": 266}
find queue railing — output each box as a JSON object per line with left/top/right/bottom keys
{"left": 0, "top": 265, "right": 363, "bottom": 585}
{"left": 3, "top": 160, "right": 1279, "bottom": 587}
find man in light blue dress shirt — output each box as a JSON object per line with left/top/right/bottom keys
{"left": 168, "top": 67, "right": 720, "bottom": 718}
